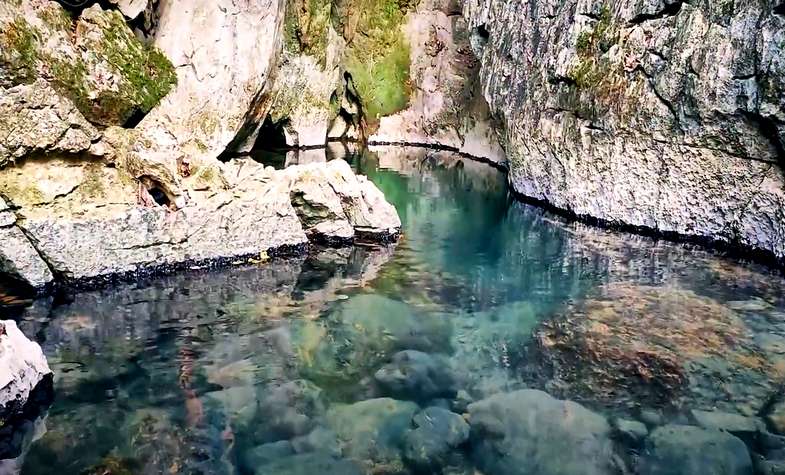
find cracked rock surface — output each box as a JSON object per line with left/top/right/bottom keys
{"left": 464, "top": 0, "right": 785, "bottom": 260}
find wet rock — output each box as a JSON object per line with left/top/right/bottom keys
{"left": 464, "top": 0, "right": 785, "bottom": 260}
{"left": 0, "top": 320, "right": 52, "bottom": 423}
{"left": 614, "top": 418, "right": 648, "bottom": 447}
{"left": 640, "top": 425, "right": 753, "bottom": 475}
{"left": 0, "top": 198, "right": 53, "bottom": 289}
{"left": 402, "top": 406, "right": 469, "bottom": 471}
{"left": 242, "top": 440, "right": 295, "bottom": 470}
{"left": 326, "top": 397, "right": 419, "bottom": 473}
{"left": 767, "top": 401, "right": 785, "bottom": 435}
{"left": 250, "top": 452, "right": 365, "bottom": 475}
{"left": 0, "top": 80, "right": 100, "bottom": 167}
{"left": 374, "top": 350, "right": 457, "bottom": 403}
{"left": 290, "top": 427, "right": 341, "bottom": 457}
{"left": 691, "top": 410, "right": 762, "bottom": 442}
{"left": 257, "top": 380, "right": 326, "bottom": 440}
{"left": 467, "top": 389, "right": 617, "bottom": 475}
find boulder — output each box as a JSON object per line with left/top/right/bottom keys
{"left": 463, "top": 0, "right": 785, "bottom": 260}
{"left": 0, "top": 320, "right": 52, "bottom": 422}
{"left": 691, "top": 409, "right": 762, "bottom": 442}
{"left": 325, "top": 397, "right": 418, "bottom": 472}
{"left": 402, "top": 406, "right": 469, "bottom": 471}
{"left": 640, "top": 424, "right": 753, "bottom": 475}
{"left": 257, "top": 380, "right": 326, "bottom": 441}
{"left": 374, "top": 350, "right": 457, "bottom": 403}
{"left": 614, "top": 418, "right": 648, "bottom": 447}
{"left": 467, "top": 389, "right": 617, "bottom": 475}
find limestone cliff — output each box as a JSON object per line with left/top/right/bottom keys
{"left": 464, "top": 0, "right": 785, "bottom": 261}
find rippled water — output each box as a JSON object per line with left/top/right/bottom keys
{"left": 4, "top": 146, "right": 785, "bottom": 474}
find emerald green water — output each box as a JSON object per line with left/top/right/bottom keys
{"left": 5, "top": 146, "right": 785, "bottom": 474}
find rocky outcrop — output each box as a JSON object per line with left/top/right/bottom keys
{"left": 0, "top": 197, "right": 53, "bottom": 288}
{"left": 0, "top": 320, "right": 52, "bottom": 423}
{"left": 464, "top": 0, "right": 785, "bottom": 261}
{"left": 130, "top": 0, "right": 285, "bottom": 200}
{"left": 0, "top": 157, "right": 400, "bottom": 288}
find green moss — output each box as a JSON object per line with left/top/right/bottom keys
{"left": 48, "top": 56, "right": 91, "bottom": 115}
{"left": 285, "top": 0, "right": 332, "bottom": 65}
{"left": 343, "top": 0, "right": 413, "bottom": 123}
{"left": 0, "top": 17, "right": 40, "bottom": 84}
{"left": 96, "top": 11, "right": 177, "bottom": 119}
{"left": 79, "top": 163, "right": 106, "bottom": 198}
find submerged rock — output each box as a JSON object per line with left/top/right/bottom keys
{"left": 325, "top": 397, "right": 418, "bottom": 473}
{"left": 531, "top": 283, "right": 778, "bottom": 412}
{"left": 467, "top": 389, "right": 617, "bottom": 475}
{"left": 249, "top": 452, "right": 365, "bottom": 475}
{"left": 640, "top": 425, "right": 753, "bottom": 475}
{"left": 402, "top": 406, "right": 469, "bottom": 471}
{"left": 374, "top": 350, "right": 457, "bottom": 403}
{"left": 0, "top": 320, "right": 52, "bottom": 423}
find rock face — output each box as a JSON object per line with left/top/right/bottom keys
{"left": 0, "top": 320, "right": 52, "bottom": 422}
{"left": 464, "top": 0, "right": 785, "bottom": 260}
{"left": 0, "top": 157, "right": 400, "bottom": 287}
{"left": 130, "top": 0, "right": 285, "bottom": 199}
{"left": 467, "top": 389, "right": 617, "bottom": 475}
{"left": 0, "top": 197, "right": 53, "bottom": 288}
{"left": 370, "top": 0, "right": 504, "bottom": 163}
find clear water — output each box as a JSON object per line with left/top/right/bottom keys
{"left": 5, "top": 146, "right": 785, "bottom": 474}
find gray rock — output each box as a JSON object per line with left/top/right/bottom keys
{"left": 0, "top": 197, "right": 53, "bottom": 288}
{"left": 374, "top": 350, "right": 457, "bottom": 403}
{"left": 402, "top": 406, "right": 469, "bottom": 471}
{"left": 290, "top": 427, "right": 341, "bottom": 457}
{"left": 614, "top": 418, "right": 648, "bottom": 447}
{"left": 0, "top": 320, "right": 51, "bottom": 422}
{"left": 257, "top": 380, "right": 326, "bottom": 440}
{"left": 107, "top": 0, "right": 148, "bottom": 19}
{"left": 251, "top": 452, "right": 365, "bottom": 475}
{"left": 464, "top": 0, "right": 785, "bottom": 260}
{"left": 242, "top": 440, "right": 294, "bottom": 470}
{"left": 768, "top": 401, "right": 785, "bottom": 435}
{"left": 640, "top": 424, "right": 753, "bottom": 475}
{"left": 691, "top": 409, "right": 762, "bottom": 439}
{"left": 467, "top": 389, "right": 617, "bottom": 475}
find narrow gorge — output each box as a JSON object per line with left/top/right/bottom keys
{"left": 1, "top": 0, "right": 785, "bottom": 474}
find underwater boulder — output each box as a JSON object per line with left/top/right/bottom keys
{"left": 374, "top": 350, "right": 458, "bottom": 403}
{"left": 468, "top": 389, "right": 617, "bottom": 475}
{"left": 402, "top": 406, "right": 469, "bottom": 471}
{"left": 639, "top": 424, "right": 753, "bottom": 475}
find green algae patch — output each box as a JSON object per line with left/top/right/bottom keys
{"left": 342, "top": 0, "right": 413, "bottom": 125}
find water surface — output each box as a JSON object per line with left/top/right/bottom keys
{"left": 5, "top": 146, "right": 785, "bottom": 474}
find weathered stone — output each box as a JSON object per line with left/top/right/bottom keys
{"left": 107, "top": 0, "right": 149, "bottom": 19}
{"left": 640, "top": 425, "right": 753, "bottom": 475}
{"left": 614, "top": 418, "right": 648, "bottom": 447}
{"left": 0, "top": 320, "right": 52, "bottom": 422}
{"left": 468, "top": 389, "right": 616, "bottom": 475}
{"left": 691, "top": 410, "right": 762, "bottom": 439}
{"left": 0, "top": 157, "right": 400, "bottom": 286}
{"left": 0, "top": 80, "right": 99, "bottom": 167}
{"left": 464, "top": 0, "right": 785, "bottom": 260}
{"left": 767, "top": 400, "right": 785, "bottom": 435}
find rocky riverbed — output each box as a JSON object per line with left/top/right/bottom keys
{"left": 2, "top": 147, "right": 785, "bottom": 475}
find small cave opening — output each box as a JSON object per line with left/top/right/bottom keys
{"left": 139, "top": 177, "right": 172, "bottom": 208}
{"left": 776, "top": 3, "right": 785, "bottom": 15}
{"left": 252, "top": 115, "right": 290, "bottom": 151}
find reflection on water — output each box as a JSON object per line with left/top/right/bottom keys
{"left": 5, "top": 146, "right": 785, "bottom": 474}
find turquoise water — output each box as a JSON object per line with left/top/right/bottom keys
{"left": 5, "top": 146, "right": 785, "bottom": 474}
